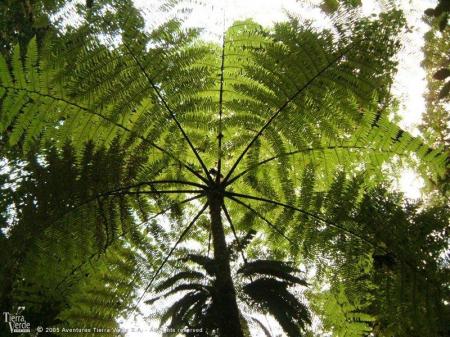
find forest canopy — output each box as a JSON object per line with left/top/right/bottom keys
{"left": 0, "top": 1, "right": 449, "bottom": 337}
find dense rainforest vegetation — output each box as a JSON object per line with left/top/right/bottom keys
{"left": 0, "top": 0, "right": 449, "bottom": 336}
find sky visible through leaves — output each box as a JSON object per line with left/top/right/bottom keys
{"left": 115, "top": 0, "right": 437, "bottom": 336}
{"left": 131, "top": 0, "right": 434, "bottom": 201}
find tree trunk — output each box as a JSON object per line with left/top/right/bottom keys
{"left": 208, "top": 192, "right": 244, "bottom": 337}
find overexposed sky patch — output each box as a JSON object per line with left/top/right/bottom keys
{"left": 392, "top": 0, "right": 435, "bottom": 136}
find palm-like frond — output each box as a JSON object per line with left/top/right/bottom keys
{"left": 238, "top": 260, "right": 308, "bottom": 286}
{"left": 242, "top": 278, "right": 310, "bottom": 337}
{"left": 149, "top": 252, "right": 310, "bottom": 337}
{"left": 155, "top": 271, "right": 205, "bottom": 293}
{"left": 238, "top": 259, "right": 310, "bottom": 337}
{"left": 182, "top": 254, "right": 217, "bottom": 276}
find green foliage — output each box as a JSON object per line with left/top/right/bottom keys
{"left": 425, "top": 0, "right": 450, "bottom": 32}
{"left": 0, "top": 0, "right": 65, "bottom": 57}
{"left": 301, "top": 177, "right": 450, "bottom": 337}
{"left": 0, "top": 8, "right": 445, "bottom": 184}
{"left": 149, "top": 255, "right": 310, "bottom": 337}
{"left": 421, "top": 19, "right": 450, "bottom": 194}
{"left": 55, "top": 243, "right": 139, "bottom": 336}
{"left": 320, "top": 0, "right": 362, "bottom": 13}
{"left": 0, "top": 1, "right": 449, "bottom": 336}
{"left": 311, "top": 284, "right": 375, "bottom": 337}
{"left": 0, "top": 141, "right": 168, "bottom": 335}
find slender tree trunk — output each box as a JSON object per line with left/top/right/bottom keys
{"left": 208, "top": 192, "right": 244, "bottom": 337}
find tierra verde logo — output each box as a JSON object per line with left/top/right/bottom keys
{"left": 2, "top": 307, "right": 31, "bottom": 333}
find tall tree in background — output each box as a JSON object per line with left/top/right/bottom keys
{"left": 0, "top": 1, "right": 448, "bottom": 336}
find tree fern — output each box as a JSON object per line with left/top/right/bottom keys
{"left": 1, "top": 2, "right": 449, "bottom": 336}
{"left": 148, "top": 253, "right": 310, "bottom": 337}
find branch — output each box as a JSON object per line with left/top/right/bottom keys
{"left": 217, "top": 34, "right": 226, "bottom": 181}
{"left": 222, "top": 201, "right": 248, "bottom": 264}
{"left": 122, "top": 43, "right": 213, "bottom": 183}
{"left": 225, "top": 145, "right": 369, "bottom": 186}
{"left": 103, "top": 189, "right": 204, "bottom": 198}
{"left": 55, "top": 194, "right": 205, "bottom": 291}
{"left": 0, "top": 84, "right": 209, "bottom": 184}
{"left": 222, "top": 43, "right": 356, "bottom": 185}
{"left": 18, "top": 184, "right": 204, "bottom": 276}
{"left": 226, "top": 191, "right": 376, "bottom": 248}
{"left": 130, "top": 202, "right": 209, "bottom": 315}
{"left": 226, "top": 195, "right": 294, "bottom": 245}
{"left": 228, "top": 192, "right": 422, "bottom": 273}
{"left": 99, "top": 179, "right": 207, "bottom": 194}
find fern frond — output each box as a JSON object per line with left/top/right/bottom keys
{"left": 155, "top": 271, "right": 206, "bottom": 292}
{"left": 243, "top": 278, "right": 311, "bottom": 337}
{"left": 238, "top": 260, "right": 307, "bottom": 286}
